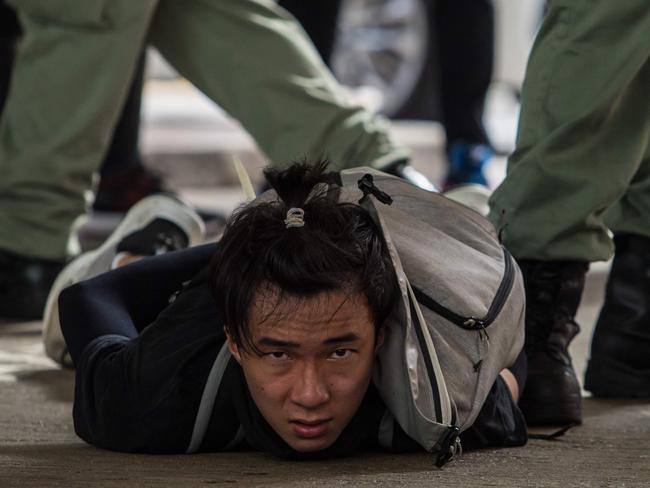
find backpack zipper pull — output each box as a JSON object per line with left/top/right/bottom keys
{"left": 464, "top": 318, "right": 490, "bottom": 345}
{"left": 471, "top": 319, "right": 489, "bottom": 365}
{"left": 479, "top": 324, "right": 490, "bottom": 345}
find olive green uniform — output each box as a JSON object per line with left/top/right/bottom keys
{"left": 0, "top": 0, "right": 407, "bottom": 260}
{"left": 489, "top": 0, "right": 650, "bottom": 261}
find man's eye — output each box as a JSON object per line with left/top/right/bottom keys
{"left": 329, "top": 349, "right": 352, "bottom": 360}
{"left": 266, "top": 352, "right": 290, "bottom": 361}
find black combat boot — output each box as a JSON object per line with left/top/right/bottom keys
{"left": 585, "top": 234, "right": 650, "bottom": 397}
{"left": 0, "top": 249, "right": 65, "bottom": 321}
{"left": 517, "top": 260, "right": 589, "bottom": 426}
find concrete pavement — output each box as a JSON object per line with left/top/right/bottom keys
{"left": 1, "top": 294, "right": 650, "bottom": 488}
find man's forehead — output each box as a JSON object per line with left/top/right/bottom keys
{"left": 254, "top": 312, "right": 364, "bottom": 338}
{"left": 252, "top": 286, "right": 364, "bottom": 318}
{"left": 249, "top": 288, "right": 373, "bottom": 339}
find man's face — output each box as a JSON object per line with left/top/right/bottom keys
{"left": 226, "top": 288, "right": 382, "bottom": 453}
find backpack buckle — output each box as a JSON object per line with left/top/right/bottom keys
{"left": 358, "top": 174, "right": 393, "bottom": 205}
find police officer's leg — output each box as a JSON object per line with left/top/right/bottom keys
{"left": 0, "top": 1, "right": 157, "bottom": 319}
{"left": 586, "top": 118, "right": 650, "bottom": 397}
{"left": 488, "top": 0, "right": 650, "bottom": 424}
{"left": 148, "top": 0, "right": 408, "bottom": 171}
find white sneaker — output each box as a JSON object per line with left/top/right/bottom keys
{"left": 42, "top": 195, "right": 205, "bottom": 366}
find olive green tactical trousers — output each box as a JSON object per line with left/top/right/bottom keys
{"left": 0, "top": 0, "right": 407, "bottom": 260}
{"left": 489, "top": 0, "right": 650, "bottom": 261}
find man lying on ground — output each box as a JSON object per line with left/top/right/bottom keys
{"left": 50, "top": 162, "right": 527, "bottom": 459}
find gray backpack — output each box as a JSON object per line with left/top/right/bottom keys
{"left": 338, "top": 168, "right": 525, "bottom": 465}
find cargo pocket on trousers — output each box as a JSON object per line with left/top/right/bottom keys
{"left": 6, "top": 0, "right": 110, "bottom": 28}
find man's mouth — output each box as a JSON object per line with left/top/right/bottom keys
{"left": 290, "top": 418, "right": 331, "bottom": 439}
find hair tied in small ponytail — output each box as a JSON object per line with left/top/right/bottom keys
{"left": 284, "top": 207, "right": 305, "bottom": 228}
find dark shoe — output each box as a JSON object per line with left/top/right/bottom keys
{"left": 386, "top": 162, "right": 438, "bottom": 192}
{"left": 94, "top": 164, "right": 170, "bottom": 213}
{"left": 518, "top": 260, "right": 589, "bottom": 425}
{"left": 585, "top": 234, "right": 650, "bottom": 398}
{"left": 0, "top": 249, "right": 65, "bottom": 321}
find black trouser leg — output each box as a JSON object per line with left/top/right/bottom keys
{"left": 0, "top": 35, "right": 15, "bottom": 115}
{"left": 0, "top": 1, "right": 20, "bottom": 116}
{"left": 277, "top": 0, "right": 342, "bottom": 63}
{"left": 434, "top": 0, "right": 493, "bottom": 147}
{"left": 94, "top": 52, "right": 163, "bottom": 213}
{"left": 100, "top": 52, "right": 146, "bottom": 173}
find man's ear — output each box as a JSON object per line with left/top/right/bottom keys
{"left": 224, "top": 327, "right": 242, "bottom": 364}
{"left": 374, "top": 326, "right": 386, "bottom": 353}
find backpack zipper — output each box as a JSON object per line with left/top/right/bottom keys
{"left": 409, "top": 296, "right": 444, "bottom": 422}
{"left": 412, "top": 247, "right": 515, "bottom": 332}
{"left": 407, "top": 282, "right": 454, "bottom": 426}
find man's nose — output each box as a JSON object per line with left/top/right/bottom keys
{"left": 290, "top": 361, "right": 330, "bottom": 408}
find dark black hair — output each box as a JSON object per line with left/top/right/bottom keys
{"left": 209, "top": 161, "right": 398, "bottom": 353}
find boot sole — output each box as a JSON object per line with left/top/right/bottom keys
{"left": 519, "top": 398, "right": 582, "bottom": 427}
{"left": 585, "top": 357, "right": 650, "bottom": 398}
